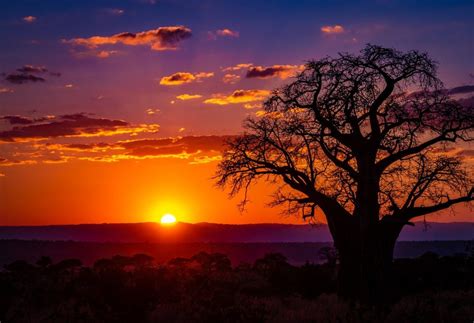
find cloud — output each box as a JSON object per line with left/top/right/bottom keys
{"left": 0, "top": 88, "right": 14, "bottom": 94}
{"left": 246, "top": 64, "right": 303, "bottom": 79}
{"left": 96, "top": 50, "right": 119, "bottom": 58}
{"left": 243, "top": 103, "right": 261, "bottom": 109}
{"left": 176, "top": 94, "right": 202, "bottom": 100}
{"left": 222, "top": 74, "right": 240, "bottom": 84}
{"left": 457, "top": 149, "right": 474, "bottom": 156}
{"left": 57, "top": 136, "right": 230, "bottom": 161}
{"left": 217, "top": 29, "right": 239, "bottom": 38}
{"left": 23, "top": 16, "right": 36, "bottom": 23}
{"left": 145, "top": 108, "right": 160, "bottom": 115}
{"left": 1, "top": 134, "right": 235, "bottom": 166}
{"left": 221, "top": 63, "right": 303, "bottom": 80}
{"left": 70, "top": 49, "right": 119, "bottom": 59}
{"left": 208, "top": 28, "right": 239, "bottom": 40}
{"left": 204, "top": 89, "right": 270, "bottom": 105}
{"left": 106, "top": 8, "right": 125, "bottom": 16}
{"left": 3, "top": 65, "right": 59, "bottom": 84}
{"left": 159, "top": 72, "right": 213, "bottom": 86}
{"left": 64, "top": 26, "right": 192, "bottom": 52}
{"left": 222, "top": 63, "right": 253, "bottom": 72}
{"left": 321, "top": 25, "right": 345, "bottom": 34}
{"left": 119, "top": 136, "right": 231, "bottom": 157}
{"left": 4, "top": 73, "right": 45, "bottom": 84}
{"left": 0, "top": 113, "right": 159, "bottom": 142}
{"left": 448, "top": 85, "right": 474, "bottom": 95}
{"left": 1, "top": 115, "right": 34, "bottom": 125}
{"left": 16, "top": 65, "right": 47, "bottom": 74}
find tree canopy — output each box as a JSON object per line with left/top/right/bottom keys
{"left": 217, "top": 44, "right": 473, "bottom": 227}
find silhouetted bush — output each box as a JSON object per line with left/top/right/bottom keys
{"left": 0, "top": 251, "right": 472, "bottom": 322}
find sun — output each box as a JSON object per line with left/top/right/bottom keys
{"left": 160, "top": 213, "right": 177, "bottom": 224}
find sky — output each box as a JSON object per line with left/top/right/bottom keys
{"left": 0, "top": 0, "right": 473, "bottom": 225}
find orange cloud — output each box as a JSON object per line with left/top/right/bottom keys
{"left": 160, "top": 72, "right": 213, "bottom": 86}
{"left": 204, "top": 89, "right": 270, "bottom": 105}
{"left": 216, "top": 29, "right": 239, "bottom": 38}
{"left": 146, "top": 108, "right": 160, "bottom": 115}
{"left": 64, "top": 26, "right": 192, "bottom": 51}
{"left": 321, "top": 25, "right": 345, "bottom": 34}
{"left": 176, "top": 94, "right": 203, "bottom": 100}
{"left": 222, "top": 74, "right": 240, "bottom": 84}
{"left": 246, "top": 64, "right": 304, "bottom": 79}
{"left": 243, "top": 103, "right": 261, "bottom": 109}
{"left": 208, "top": 28, "right": 239, "bottom": 40}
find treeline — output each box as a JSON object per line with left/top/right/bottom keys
{"left": 0, "top": 250, "right": 473, "bottom": 322}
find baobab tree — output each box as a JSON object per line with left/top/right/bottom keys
{"left": 216, "top": 45, "right": 474, "bottom": 302}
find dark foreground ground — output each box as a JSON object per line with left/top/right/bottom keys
{"left": 0, "top": 241, "right": 473, "bottom": 322}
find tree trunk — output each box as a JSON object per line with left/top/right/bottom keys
{"left": 334, "top": 221, "right": 403, "bottom": 303}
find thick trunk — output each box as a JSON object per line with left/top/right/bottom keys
{"left": 334, "top": 221, "right": 403, "bottom": 303}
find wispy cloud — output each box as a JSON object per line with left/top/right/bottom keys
{"left": 222, "top": 63, "right": 253, "bottom": 72}
{"left": 208, "top": 28, "right": 240, "bottom": 40}
{"left": 106, "top": 8, "right": 125, "bottom": 16}
{"left": 222, "top": 74, "right": 240, "bottom": 84}
{"left": 176, "top": 94, "right": 203, "bottom": 100}
{"left": 145, "top": 108, "right": 160, "bottom": 115}
{"left": 22, "top": 16, "right": 36, "bottom": 23}
{"left": 0, "top": 88, "right": 14, "bottom": 94}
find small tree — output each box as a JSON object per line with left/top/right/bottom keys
{"left": 216, "top": 45, "right": 474, "bottom": 302}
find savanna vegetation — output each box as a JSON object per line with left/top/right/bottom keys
{"left": 1, "top": 249, "right": 473, "bottom": 322}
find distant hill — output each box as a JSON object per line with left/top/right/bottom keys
{"left": 0, "top": 222, "right": 472, "bottom": 243}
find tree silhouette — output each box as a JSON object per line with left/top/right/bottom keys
{"left": 216, "top": 44, "right": 474, "bottom": 302}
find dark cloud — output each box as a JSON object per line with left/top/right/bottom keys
{"left": 246, "top": 65, "right": 303, "bottom": 79}
{"left": 3, "top": 65, "right": 59, "bottom": 84}
{"left": 5, "top": 73, "right": 45, "bottom": 84}
{"left": 0, "top": 113, "right": 158, "bottom": 142}
{"left": 120, "top": 136, "right": 232, "bottom": 157}
{"left": 456, "top": 149, "right": 474, "bottom": 157}
{"left": 448, "top": 85, "right": 474, "bottom": 95}
{"left": 62, "top": 143, "right": 113, "bottom": 150}
{"left": 1, "top": 115, "right": 34, "bottom": 125}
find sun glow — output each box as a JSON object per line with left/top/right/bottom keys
{"left": 160, "top": 213, "right": 177, "bottom": 224}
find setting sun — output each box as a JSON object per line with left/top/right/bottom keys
{"left": 160, "top": 214, "right": 177, "bottom": 224}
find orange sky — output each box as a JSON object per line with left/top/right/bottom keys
{"left": 1, "top": 156, "right": 472, "bottom": 226}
